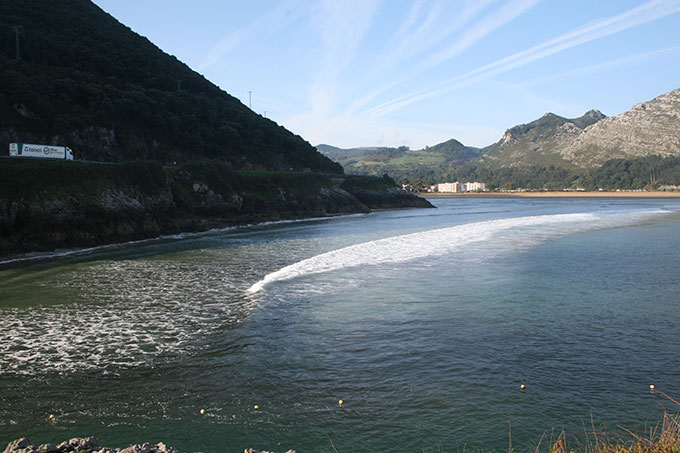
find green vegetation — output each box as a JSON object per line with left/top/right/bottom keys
{"left": 0, "top": 158, "right": 413, "bottom": 254}
{"left": 317, "top": 141, "right": 483, "bottom": 183}
{"left": 0, "top": 158, "right": 397, "bottom": 207}
{"left": 433, "top": 163, "right": 583, "bottom": 191}
{"left": 340, "top": 174, "right": 398, "bottom": 192}
{"left": 0, "top": 0, "right": 342, "bottom": 173}
{"left": 582, "top": 155, "right": 680, "bottom": 191}
{"left": 0, "top": 158, "right": 166, "bottom": 200}
{"left": 237, "top": 170, "right": 334, "bottom": 202}
{"left": 335, "top": 155, "right": 680, "bottom": 192}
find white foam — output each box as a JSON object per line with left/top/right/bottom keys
{"left": 0, "top": 255, "right": 258, "bottom": 375}
{"left": 0, "top": 214, "right": 361, "bottom": 267}
{"left": 248, "top": 210, "right": 669, "bottom": 293}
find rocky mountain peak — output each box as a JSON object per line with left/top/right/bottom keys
{"left": 571, "top": 109, "right": 607, "bottom": 129}
{"left": 558, "top": 88, "right": 680, "bottom": 167}
{"left": 631, "top": 88, "right": 680, "bottom": 115}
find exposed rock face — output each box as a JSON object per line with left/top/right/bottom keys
{"left": 483, "top": 88, "right": 680, "bottom": 169}
{"left": 0, "top": 170, "right": 433, "bottom": 257}
{"left": 483, "top": 110, "right": 607, "bottom": 168}
{"left": 0, "top": 188, "right": 176, "bottom": 253}
{"left": 559, "top": 88, "right": 680, "bottom": 167}
{"left": 348, "top": 187, "right": 434, "bottom": 210}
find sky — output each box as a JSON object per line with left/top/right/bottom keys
{"left": 91, "top": 0, "right": 680, "bottom": 150}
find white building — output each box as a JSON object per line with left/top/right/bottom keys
{"left": 464, "top": 182, "right": 487, "bottom": 192}
{"left": 435, "top": 181, "right": 487, "bottom": 193}
{"left": 436, "top": 182, "right": 464, "bottom": 193}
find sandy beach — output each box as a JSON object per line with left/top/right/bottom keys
{"left": 421, "top": 191, "right": 680, "bottom": 198}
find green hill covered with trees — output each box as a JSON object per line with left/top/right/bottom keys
{"left": 0, "top": 0, "right": 341, "bottom": 173}
{"left": 0, "top": 0, "right": 435, "bottom": 256}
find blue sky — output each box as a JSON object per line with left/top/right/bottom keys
{"left": 92, "top": 0, "right": 680, "bottom": 150}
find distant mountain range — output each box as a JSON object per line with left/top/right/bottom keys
{"left": 480, "top": 109, "right": 607, "bottom": 168}
{"left": 318, "top": 88, "right": 680, "bottom": 181}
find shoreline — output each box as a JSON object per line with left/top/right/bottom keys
{"left": 421, "top": 191, "right": 680, "bottom": 198}
{"left": 0, "top": 213, "right": 371, "bottom": 269}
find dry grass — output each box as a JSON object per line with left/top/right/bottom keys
{"left": 536, "top": 412, "right": 680, "bottom": 453}
{"left": 419, "top": 391, "right": 680, "bottom": 453}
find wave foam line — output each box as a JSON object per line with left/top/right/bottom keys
{"left": 0, "top": 214, "right": 363, "bottom": 267}
{"left": 247, "top": 210, "right": 668, "bottom": 293}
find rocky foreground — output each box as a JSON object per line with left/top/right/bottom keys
{"left": 3, "top": 438, "right": 295, "bottom": 453}
{"left": 3, "top": 438, "right": 176, "bottom": 453}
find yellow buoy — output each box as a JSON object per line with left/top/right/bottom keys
{"left": 520, "top": 384, "right": 526, "bottom": 391}
{"left": 338, "top": 400, "right": 344, "bottom": 407}
{"left": 253, "top": 405, "right": 259, "bottom": 411}
{"left": 49, "top": 414, "right": 55, "bottom": 420}
{"left": 200, "top": 409, "right": 206, "bottom": 415}
{"left": 650, "top": 384, "right": 655, "bottom": 390}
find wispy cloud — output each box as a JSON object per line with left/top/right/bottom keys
{"left": 358, "top": 0, "right": 680, "bottom": 119}
{"left": 198, "top": 1, "right": 309, "bottom": 72}
{"left": 418, "top": 0, "right": 541, "bottom": 71}
{"left": 286, "top": 110, "right": 496, "bottom": 150}
{"left": 516, "top": 44, "right": 680, "bottom": 88}
{"left": 346, "top": 0, "right": 531, "bottom": 114}
{"left": 306, "top": 0, "right": 383, "bottom": 114}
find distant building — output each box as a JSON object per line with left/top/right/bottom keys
{"left": 436, "top": 182, "right": 464, "bottom": 192}
{"left": 435, "top": 181, "right": 487, "bottom": 193}
{"left": 464, "top": 182, "right": 487, "bottom": 192}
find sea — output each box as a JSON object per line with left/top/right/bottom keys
{"left": 1, "top": 196, "right": 680, "bottom": 452}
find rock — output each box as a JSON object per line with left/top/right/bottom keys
{"left": 119, "top": 442, "right": 178, "bottom": 453}
{"left": 0, "top": 164, "right": 433, "bottom": 258}
{"left": 3, "top": 438, "right": 36, "bottom": 453}
{"left": 483, "top": 87, "right": 680, "bottom": 169}
{"left": 56, "top": 439, "right": 75, "bottom": 452}
{"left": 4, "top": 438, "right": 178, "bottom": 453}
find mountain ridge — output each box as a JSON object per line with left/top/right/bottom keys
{"left": 319, "top": 88, "right": 680, "bottom": 181}
{"left": 480, "top": 109, "right": 608, "bottom": 168}
{"left": 558, "top": 88, "right": 680, "bottom": 167}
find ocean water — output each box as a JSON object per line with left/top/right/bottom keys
{"left": 1, "top": 197, "right": 680, "bottom": 452}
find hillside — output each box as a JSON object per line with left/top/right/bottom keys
{"left": 0, "top": 0, "right": 342, "bottom": 173}
{"left": 0, "top": 1, "right": 435, "bottom": 256}
{"left": 321, "top": 88, "right": 680, "bottom": 190}
{"left": 0, "top": 159, "right": 432, "bottom": 256}
{"left": 481, "top": 89, "right": 680, "bottom": 169}
{"left": 316, "top": 140, "right": 483, "bottom": 182}
{"left": 559, "top": 88, "right": 680, "bottom": 167}
{"left": 479, "top": 110, "right": 607, "bottom": 168}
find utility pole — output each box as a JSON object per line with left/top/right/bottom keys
{"left": 14, "top": 25, "right": 21, "bottom": 60}
{"left": 248, "top": 91, "right": 252, "bottom": 109}
{"left": 264, "top": 111, "right": 267, "bottom": 118}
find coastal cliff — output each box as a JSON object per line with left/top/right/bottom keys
{"left": 0, "top": 159, "right": 432, "bottom": 257}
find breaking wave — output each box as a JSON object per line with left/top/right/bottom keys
{"left": 248, "top": 210, "right": 670, "bottom": 293}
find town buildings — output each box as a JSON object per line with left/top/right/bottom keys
{"left": 434, "top": 181, "right": 487, "bottom": 193}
